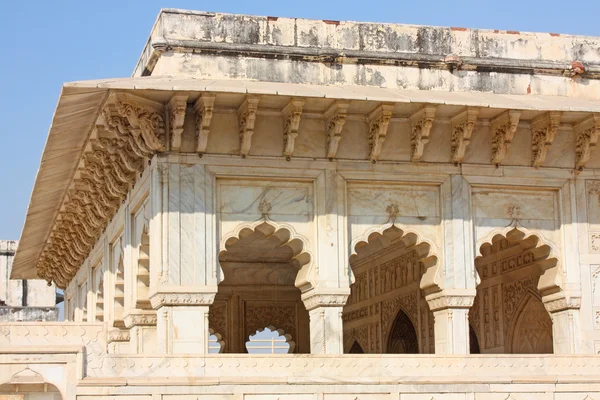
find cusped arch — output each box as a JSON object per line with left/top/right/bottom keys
{"left": 245, "top": 325, "right": 296, "bottom": 354}
{"left": 219, "top": 220, "right": 314, "bottom": 290}
{"left": 349, "top": 223, "right": 439, "bottom": 291}
{"left": 475, "top": 227, "right": 561, "bottom": 295}
{"left": 0, "top": 367, "right": 65, "bottom": 399}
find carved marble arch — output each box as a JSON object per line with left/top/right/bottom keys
{"left": 470, "top": 227, "right": 558, "bottom": 354}
{"left": 0, "top": 367, "right": 64, "bottom": 398}
{"left": 507, "top": 290, "right": 553, "bottom": 354}
{"left": 386, "top": 308, "right": 419, "bottom": 354}
{"left": 349, "top": 223, "right": 438, "bottom": 289}
{"left": 215, "top": 220, "right": 312, "bottom": 353}
{"left": 245, "top": 325, "right": 296, "bottom": 354}
{"left": 218, "top": 220, "right": 313, "bottom": 289}
{"left": 344, "top": 224, "right": 438, "bottom": 354}
{"left": 475, "top": 227, "right": 561, "bottom": 295}
{"left": 349, "top": 341, "right": 365, "bottom": 353}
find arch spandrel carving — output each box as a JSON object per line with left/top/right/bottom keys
{"left": 508, "top": 291, "right": 553, "bottom": 354}
{"left": 219, "top": 219, "right": 315, "bottom": 290}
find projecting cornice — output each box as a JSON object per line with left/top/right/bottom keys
{"left": 11, "top": 78, "right": 600, "bottom": 286}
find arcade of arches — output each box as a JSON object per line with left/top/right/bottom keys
{"left": 210, "top": 223, "right": 556, "bottom": 355}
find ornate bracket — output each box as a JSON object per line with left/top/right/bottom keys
{"left": 531, "top": 111, "right": 561, "bottom": 167}
{"left": 575, "top": 114, "right": 600, "bottom": 170}
{"left": 325, "top": 101, "right": 350, "bottom": 159}
{"left": 450, "top": 107, "right": 479, "bottom": 164}
{"left": 490, "top": 110, "right": 521, "bottom": 166}
{"left": 113, "top": 93, "right": 167, "bottom": 152}
{"left": 194, "top": 93, "right": 216, "bottom": 154}
{"left": 367, "top": 104, "right": 394, "bottom": 162}
{"left": 282, "top": 99, "right": 304, "bottom": 159}
{"left": 410, "top": 105, "right": 437, "bottom": 162}
{"left": 167, "top": 94, "right": 188, "bottom": 151}
{"left": 238, "top": 96, "right": 260, "bottom": 158}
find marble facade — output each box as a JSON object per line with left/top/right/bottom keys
{"left": 3, "top": 8, "right": 600, "bottom": 399}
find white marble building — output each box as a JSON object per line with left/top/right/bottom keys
{"left": 2, "top": 8, "right": 600, "bottom": 399}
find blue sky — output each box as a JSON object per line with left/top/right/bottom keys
{"left": 0, "top": 0, "right": 599, "bottom": 240}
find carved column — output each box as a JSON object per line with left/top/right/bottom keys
{"left": 148, "top": 156, "right": 219, "bottom": 354}
{"left": 542, "top": 292, "right": 582, "bottom": 354}
{"left": 301, "top": 290, "right": 349, "bottom": 354}
{"left": 426, "top": 289, "right": 476, "bottom": 354}
{"left": 151, "top": 292, "right": 216, "bottom": 354}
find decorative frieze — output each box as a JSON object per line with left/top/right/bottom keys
{"left": 167, "top": 94, "right": 188, "bottom": 151}
{"left": 425, "top": 292, "right": 475, "bottom": 311}
{"left": 149, "top": 291, "right": 217, "bottom": 309}
{"left": 124, "top": 312, "right": 158, "bottom": 328}
{"left": 325, "top": 101, "right": 349, "bottom": 159}
{"left": 530, "top": 111, "right": 561, "bottom": 167}
{"left": 194, "top": 93, "right": 216, "bottom": 154}
{"left": 107, "top": 329, "right": 130, "bottom": 344}
{"left": 367, "top": 104, "right": 394, "bottom": 162}
{"left": 282, "top": 99, "right": 304, "bottom": 159}
{"left": 301, "top": 292, "right": 349, "bottom": 311}
{"left": 238, "top": 95, "right": 260, "bottom": 158}
{"left": 575, "top": 114, "right": 600, "bottom": 169}
{"left": 410, "top": 105, "right": 437, "bottom": 161}
{"left": 450, "top": 107, "right": 479, "bottom": 164}
{"left": 490, "top": 110, "right": 521, "bottom": 165}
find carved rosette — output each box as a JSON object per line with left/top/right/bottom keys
{"left": 325, "top": 101, "right": 349, "bottom": 159}
{"left": 450, "top": 108, "right": 479, "bottom": 163}
{"left": 367, "top": 104, "right": 394, "bottom": 162}
{"left": 238, "top": 96, "right": 260, "bottom": 157}
{"left": 37, "top": 93, "right": 168, "bottom": 288}
{"left": 574, "top": 114, "right": 600, "bottom": 169}
{"left": 149, "top": 291, "right": 217, "bottom": 309}
{"left": 490, "top": 110, "right": 521, "bottom": 165}
{"left": 531, "top": 111, "right": 561, "bottom": 167}
{"left": 282, "top": 99, "right": 304, "bottom": 159}
{"left": 410, "top": 106, "right": 437, "bottom": 161}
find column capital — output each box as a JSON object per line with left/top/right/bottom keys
{"left": 542, "top": 291, "right": 582, "bottom": 313}
{"left": 149, "top": 286, "right": 218, "bottom": 309}
{"left": 301, "top": 289, "right": 350, "bottom": 311}
{"left": 425, "top": 289, "right": 476, "bottom": 312}
{"left": 123, "top": 310, "right": 158, "bottom": 328}
{"left": 107, "top": 328, "right": 130, "bottom": 344}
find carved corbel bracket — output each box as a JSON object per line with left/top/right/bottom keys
{"left": 575, "top": 114, "right": 600, "bottom": 170}
{"left": 410, "top": 105, "right": 437, "bottom": 162}
{"left": 194, "top": 93, "right": 216, "bottom": 154}
{"left": 531, "top": 111, "right": 561, "bottom": 167}
{"left": 167, "top": 94, "right": 189, "bottom": 151}
{"left": 451, "top": 107, "right": 479, "bottom": 164}
{"left": 325, "top": 101, "right": 350, "bottom": 159}
{"left": 491, "top": 110, "right": 521, "bottom": 166}
{"left": 123, "top": 311, "right": 158, "bottom": 328}
{"left": 282, "top": 99, "right": 304, "bottom": 159}
{"left": 367, "top": 104, "right": 394, "bottom": 162}
{"left": 112, "top": 92, "right": 167, "bottom": 152}
{"left": 238, "top": 96, "right": 261, "bottom": 158}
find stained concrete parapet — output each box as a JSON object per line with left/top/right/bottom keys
{"left": 0, "top": 306, "right": 59, "bottom": 322}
